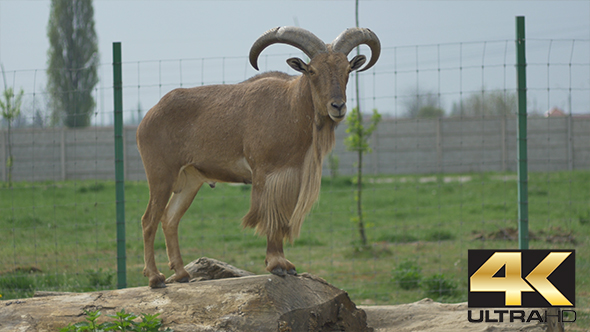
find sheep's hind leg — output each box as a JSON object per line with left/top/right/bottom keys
{"left": 141, "top": 180, "right": 174, "bottom": 288}
{"left": 265, "top": 233, "right": 297, "bottom": 276}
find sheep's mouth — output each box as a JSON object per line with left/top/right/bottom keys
{"left": 329, "top": 113, "right": 346, "bottom": 122}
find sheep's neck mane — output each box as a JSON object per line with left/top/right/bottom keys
{"left": 283, "top": 74, "right": 336, "bottom": 240}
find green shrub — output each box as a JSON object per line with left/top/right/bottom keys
{"left": 59, "top": 309, "right": 173, "bottom": 332}
{"left": 392, "top": 261, "right": 422, "bottom": 290}
{"left": 0, "top": 268, "right": 69, "bottom": 299}
{"left": 85, "top": 268, "right": 114, "bottom": 289}
{"left": 422, "top": 273, "right": 457, "bottom": 298}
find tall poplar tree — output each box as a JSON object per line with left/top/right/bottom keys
{"left": 47, "top": 0, "right": 99, "bottom": 128}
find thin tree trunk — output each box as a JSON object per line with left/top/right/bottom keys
{"left": 6, "top": 120, "right": 12, "bottom": 187}
{"left": 354, "top": 0, "right": 367, "bottom": 246}
{"left": 357, "top": 146, "right": 366, "bottom": 246}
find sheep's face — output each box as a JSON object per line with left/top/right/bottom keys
{"left": 287, "top": 53, "right": 366, "bottom": 122}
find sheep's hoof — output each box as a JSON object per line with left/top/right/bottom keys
{"left": 166, "top": 276, "right": 190, "bottom": 284}
{"left": 270, "top": 267, "right": 297, "bottom": 277}
{"left": 271, "top": 267, "right": 287, "bottom": 277}
{"left": 148, "top": 273, "right": 167, "bottom": 288}
{"left": 149, "top": 279, "right": 167, "bottom": 288}
{"left": 165, "top": 271, "right": 191, "bottom": 284}
{"left": 176, "top": 276, "right": 190, "bottom": 283}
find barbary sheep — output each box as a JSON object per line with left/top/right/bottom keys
{"left": 137, "top": 26, "right": 380, "bottom": 288}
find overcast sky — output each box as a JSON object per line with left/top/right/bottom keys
{"left": 0, "top": 0, "right": 589, "bottom": 122}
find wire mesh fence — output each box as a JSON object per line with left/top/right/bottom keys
{"left": 1, "top": 37, "right": 589, "bottom": 325}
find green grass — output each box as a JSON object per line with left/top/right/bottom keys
{"left": 1, "top": 171, "right": 589, "bottom": 327}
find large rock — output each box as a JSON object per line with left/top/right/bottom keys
{"left": 165, "top": 257, "right": 255, "bottom": 283}
{"left": 0, "top": 273, "right": 372, "bottom": 332}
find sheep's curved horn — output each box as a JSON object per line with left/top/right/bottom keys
{"left": 330, "top": 28, "right": 381, "bottom": 72}
{"left": 249, "top": 26, "right": 328, "bottom": 71}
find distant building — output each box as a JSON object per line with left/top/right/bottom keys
{"left": 545, "top": 107, "right": 566, "bottom": 117}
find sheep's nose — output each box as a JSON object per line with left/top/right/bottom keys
{"left": 331, "top": 101, "right": 346, "bottom": 111}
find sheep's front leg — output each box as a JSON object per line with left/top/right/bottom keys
{"left": 265, "top": 233, "right": 297, "bottom": 276}
{"left": 244, "top": 169, "right": 299, "bottom": 277}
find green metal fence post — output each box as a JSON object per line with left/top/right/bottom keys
{"left": 516, "top": 17, "right": 529, "bottom": 250}
{"left": 113, "top": 42, "right": 127, "bottom": 288}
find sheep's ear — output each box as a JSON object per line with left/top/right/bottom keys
{"left": 287, "top": 57, "right": 309, "bottom": 73}
{"left": 349, "top": 55, "right": 367, "bottom": 71}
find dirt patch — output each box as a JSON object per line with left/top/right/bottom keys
{"left": 0, "top": 266, "right": 42, "bottom": 275}
{"left": 472, "top": 226, "right": 575, "bottom": 244}
{"left": 361, "top": 298, "right": 546, "bottom": 332}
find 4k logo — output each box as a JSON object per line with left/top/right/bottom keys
{"left": 468, "top": 250, "right": 575, "bottom": 308}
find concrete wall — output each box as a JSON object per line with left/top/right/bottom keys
{"left": 332, "top": 116, "right": 589, "bottom": 175}
{"left": 1, "top": 116, "right": 589, "bottom": 182}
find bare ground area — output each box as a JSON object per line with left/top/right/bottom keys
{"left": 361, "top": 299, "right": 547, "bottom": 332}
